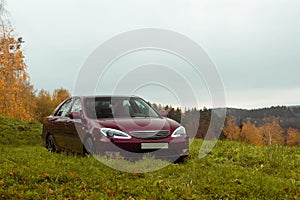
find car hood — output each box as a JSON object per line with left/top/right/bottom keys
{"left": 96, "top": 117, "right": 180, "bottom": 134}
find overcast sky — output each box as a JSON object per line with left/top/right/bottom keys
{"left": 5, "top": 0, "right": 300, "bottom": 109}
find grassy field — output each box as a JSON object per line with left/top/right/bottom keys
{"left": 1, "top": 115, "right": 300, "bottom": 199}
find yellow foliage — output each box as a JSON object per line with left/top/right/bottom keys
{"left": 241, "top": 120, "right": 263, "bottom": 146}
{"left": 52, "top": 88, "right": 71, "bottom": 107}
{"left": 0, "top": 16, "right": 71, "bottom": 122}
{"left": 0, "top": 25, "right": 35, "bottom": 121}
{"left": 224, "top": 116, "right": 289, "bottom": 146}
{"left": 259, "top": 117, "right": 284, "bottom": 145}
{"left": 223, "top": 116, "right": 241, "bottom": 141}
{"left": 286, "top": 128, "right": 300, "bottom": 146}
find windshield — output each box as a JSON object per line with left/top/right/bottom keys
{"left": 84, "top": 97, "right": 160, "bottom": 119}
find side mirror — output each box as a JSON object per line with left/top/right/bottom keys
{"left": 159, "top": 110, "right": 168, "bottom": 117}
{"left": 69, "top": 112, "right": 81, "bottom": 119}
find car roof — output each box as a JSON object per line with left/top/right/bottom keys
{"left": 72, "top": 95, "right": 142, "bottom": 99}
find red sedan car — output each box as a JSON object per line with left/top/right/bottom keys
{"left": 42, "top": 96, "right": 189, "bottom": 161}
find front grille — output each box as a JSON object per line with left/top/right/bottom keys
{"left": 130, "top": 130, "right": 170, "bottom": 139}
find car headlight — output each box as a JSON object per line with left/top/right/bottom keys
{"left": 171, "top": 126, "right": 186, "bottom": 138}
{"left": 100, "top": 128, "right": 132, "bottom": 139}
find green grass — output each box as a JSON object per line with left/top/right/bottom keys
{"left": 0, "top": 115, "right": 41, "bottom": 146}
{"left": 1, "top": 115, "right": 300, "bottom": 199}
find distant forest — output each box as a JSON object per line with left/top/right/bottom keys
{"left": 157, "top": 105, "right": 300, "bottom": 146}
{"left": 225, "top": 106, "right": 300, "bottom": 130}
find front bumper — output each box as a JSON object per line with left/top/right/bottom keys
{"left": 93, "top": 136, "right": 189, "bottom": 160}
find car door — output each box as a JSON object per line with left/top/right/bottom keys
{"left": 51, "top": 98, "right": 74, "bottom": 149}
{"left": 64, "top": 98, "right": 85, "bottom": 153}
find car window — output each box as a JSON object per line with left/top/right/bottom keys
{"left": 131, "top": 98, "right": 158, "bottom": 118}
{"left": 85, "top": 97, "right": 159, "bottom": 118}
{"left": 55, "top": 99, "right": 73, "bottom": 117}
{"left": 71, "top": 98, "right": 82, "bottom": 112}
{"left": 135, "top": 100, "right": 147, "bottom": 113}
{"left": 123, "top": 100, "right": 134, "bottom": 115}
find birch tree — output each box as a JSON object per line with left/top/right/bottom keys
{"left": 0, "top": 1, "right": 35, "bottom": 121}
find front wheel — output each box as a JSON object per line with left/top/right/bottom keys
{"left": 46, "top": 135, "right": 56, "bottom": 152}
{"left": 83, "top": 137, "right": 95, "bottom": 156}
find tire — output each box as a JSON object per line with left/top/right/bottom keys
{"left": 83, "top": 137, "right": 95, "bottom": 156}
{"left": 46, "top": 135, "right": 56, "bottom": 152}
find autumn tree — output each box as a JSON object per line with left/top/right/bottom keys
{"left": 222, "top": 116, "right": 241, "bottom": 141}
{"left": 0, "top": 2, "right": 36, "bottom": 121}
{"left": 0, "top": 2, "right": 71, "bottom": 122}
{"left": 286, "top": 128, "right": 300, "bottom": 146}
{"left": 34, "top": 88, "right": 71, "bottom": 122}
{"left": 36, "top": 89, "right": 54, "bottom": 122}
{"left": 259, "top": 117, "right": 284, "bottom": 145}
{"left": 241, "top": 120, "right": 263, "bottom": 146}
{"left": 52, "top": 88, "right": 71, "bottom": 107}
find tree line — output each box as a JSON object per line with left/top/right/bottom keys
{"left": 223, "top": 116, "right": 300, "bottom": 146}
{"left": 182, "top": 108, "right": 300, "bottom": 146}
